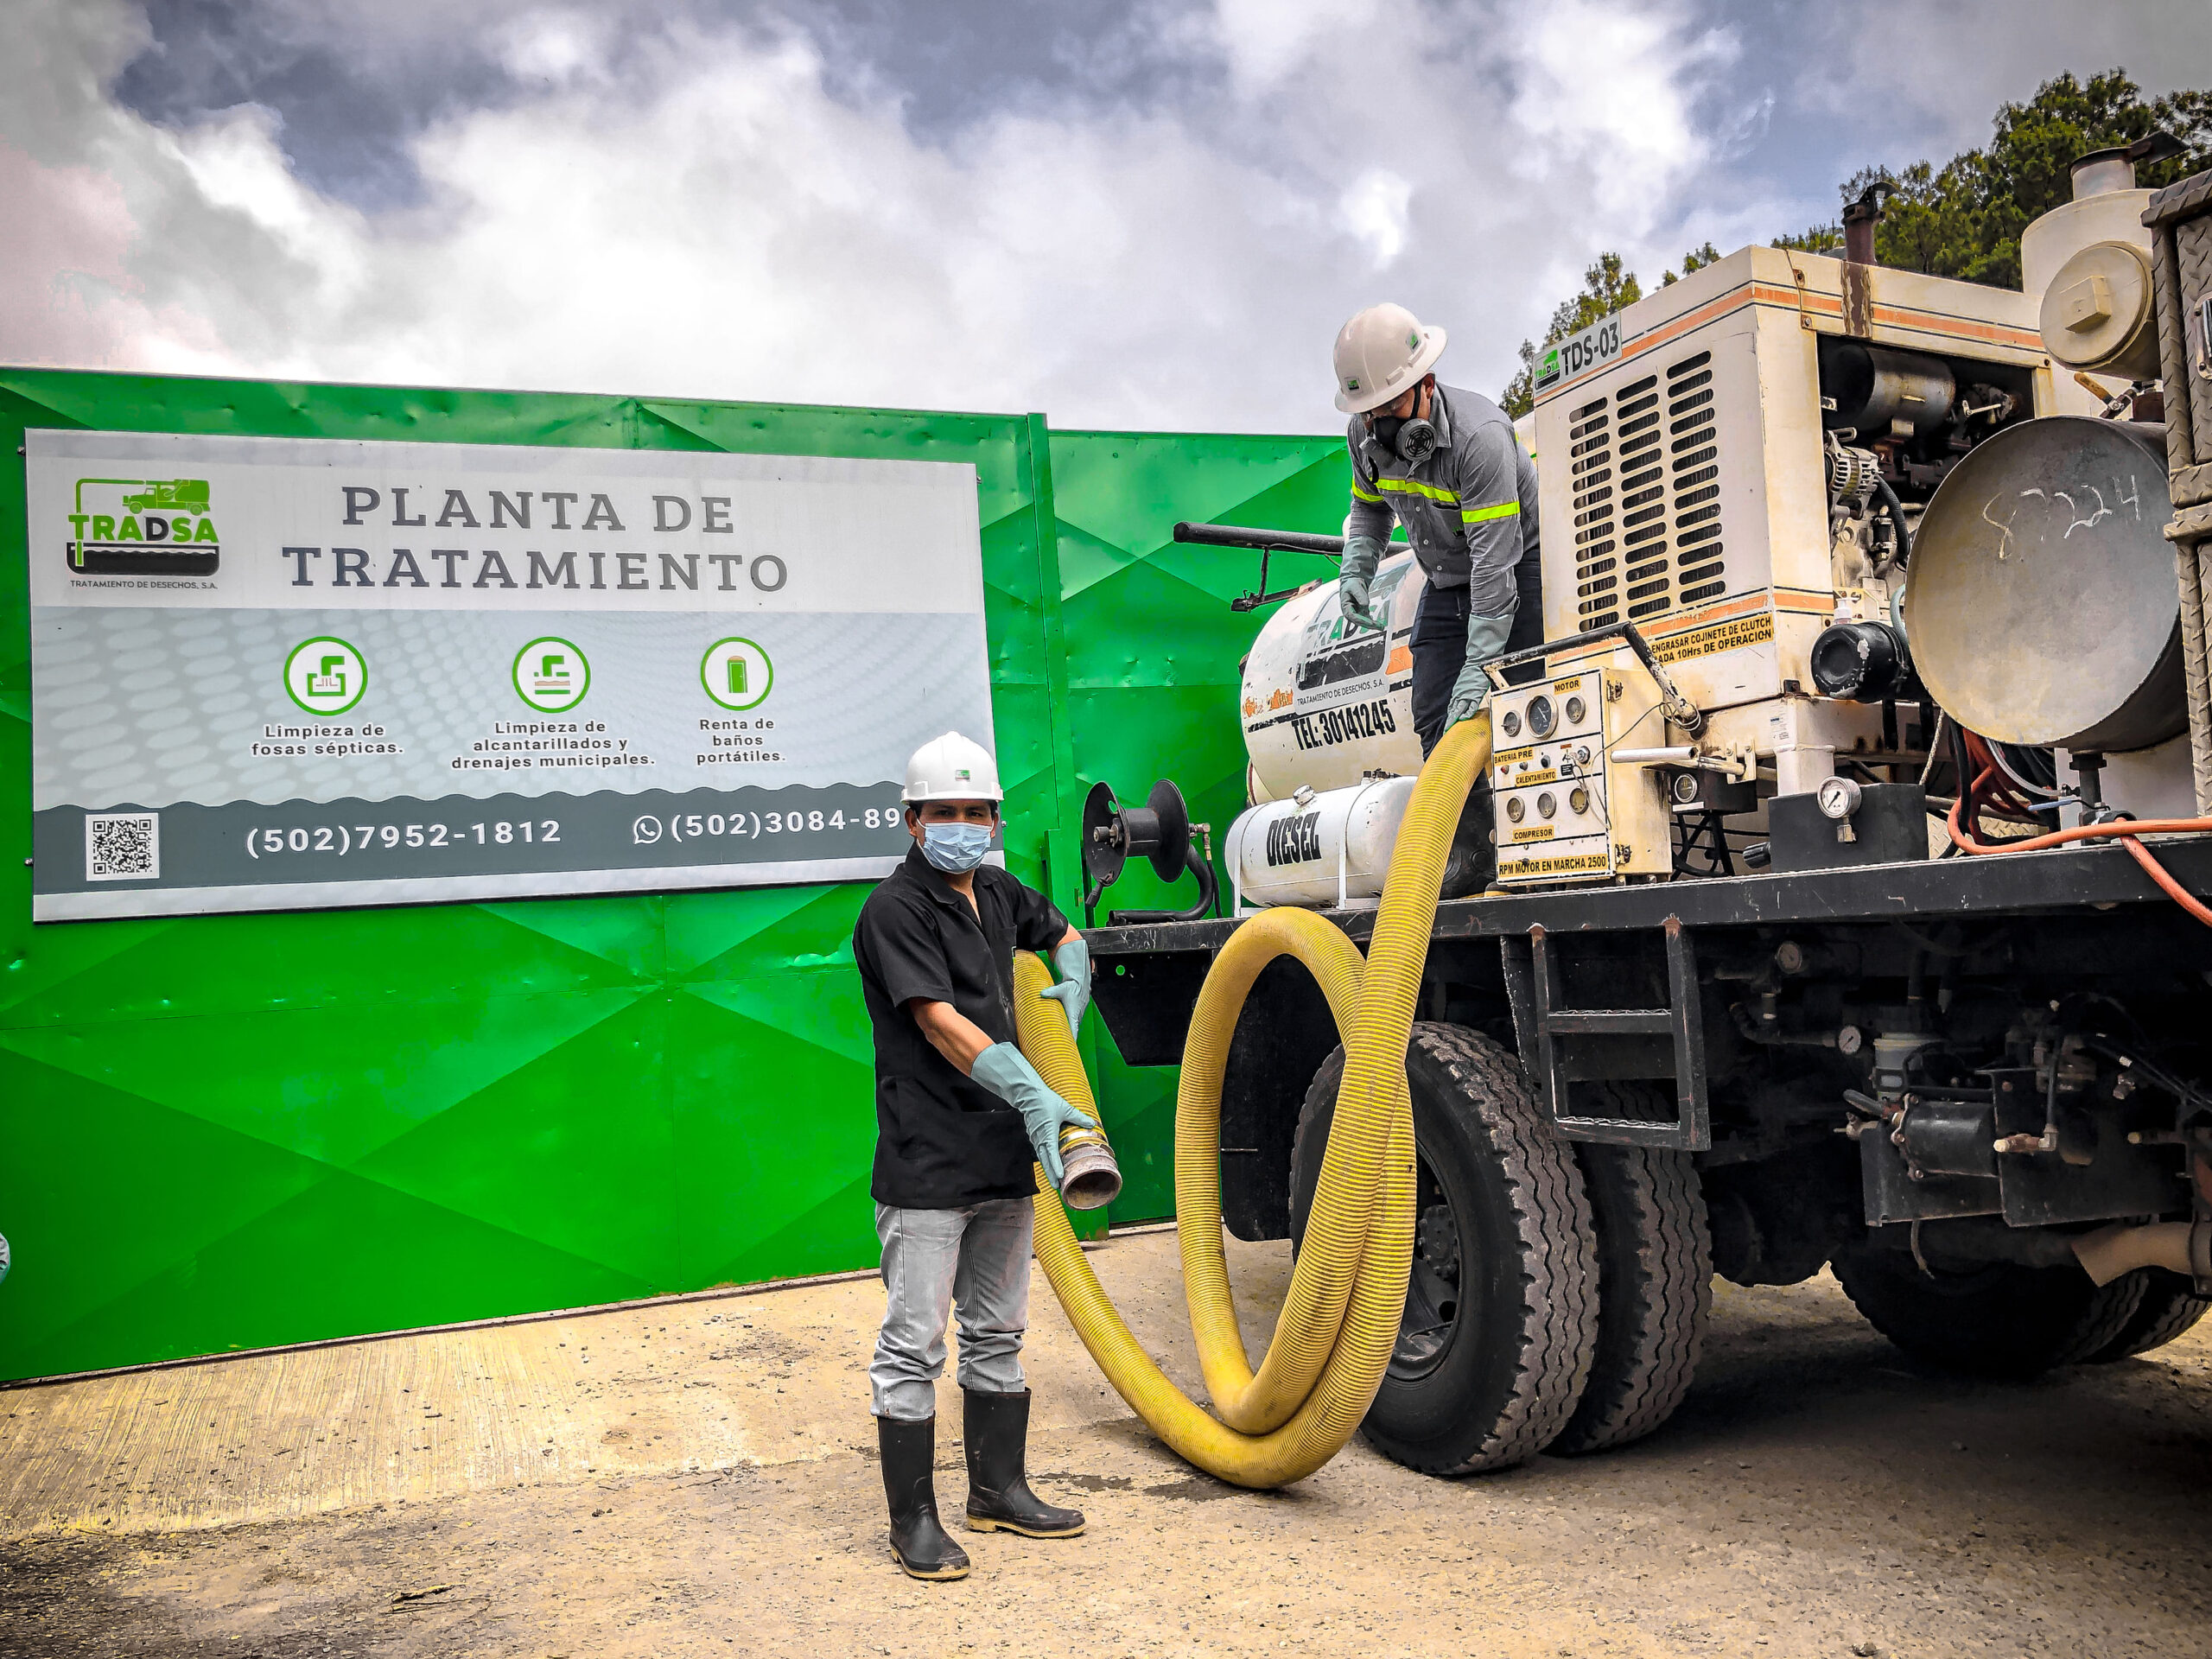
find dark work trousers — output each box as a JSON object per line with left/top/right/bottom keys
{"left": 1408, "top": 559, "right": 1544, "bottom": 758}
{"left": 1408, "top": 581, "right": 1471, "bottom": 760}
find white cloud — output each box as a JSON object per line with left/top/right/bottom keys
{"left": 1211, "top": 0, "right": 1381, "bottom": 95}
{"left": 0, "top": 0, "right": 1762, "bottom": 429}
{"left": 1506, "top": 0, "right": 1737, "bottom": 222}
{"left": 496, "top": 9, "right": 620, "bottom": 88}
{"left": 1339, "top": 168, "right": 1414, "bottom": 269}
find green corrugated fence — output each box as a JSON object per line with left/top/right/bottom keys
{"left": 0, "top": 370, "right": 1348, "bottom": 1381}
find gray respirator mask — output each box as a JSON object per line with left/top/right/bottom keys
{"left": 1370, "top": 411, "right": 1439, "bottom": 467}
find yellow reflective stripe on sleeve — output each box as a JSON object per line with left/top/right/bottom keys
{"left": 1348, "top": 479, "right": 1383, "bottom": 503}
{"left": 1460, "top": 501, "right": 1521, "bottom": 524}
{"left": 1376, "top": 477, "right": 1461, "bottom": 507}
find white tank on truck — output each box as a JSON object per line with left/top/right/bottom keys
{"left": 1237, "top": 548, "right": 1426, "bottom": 805}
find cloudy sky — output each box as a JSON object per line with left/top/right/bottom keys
{"left": 4, "top": 0, "right": 2208, "bottom": 432}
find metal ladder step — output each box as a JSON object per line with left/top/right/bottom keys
{"left": 1544, "top": 1009, "right": 1673, "bottom": 1034}
{"left": 1501, "top": 914, "right": 1713, "bottom": 1151}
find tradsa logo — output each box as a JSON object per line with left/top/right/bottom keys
{"left": 66, "top": 476, "right": 222, "bottom": 576}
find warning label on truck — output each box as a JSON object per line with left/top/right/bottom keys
{"left": 1499, "top": 851, "right": 1612, "bottom": 879}
{"left": 1651, "top": 610, "right": 1774, "bottom": 665}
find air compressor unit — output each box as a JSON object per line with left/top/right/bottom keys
{"left": 1220, "top": 147, "right": 2192, "bottom": 899}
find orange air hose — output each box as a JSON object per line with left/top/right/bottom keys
{"left": 1945, "top": 771, "right": 2212, "bottom": 929}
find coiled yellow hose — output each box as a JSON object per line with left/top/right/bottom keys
{"left": 1015, "top": 714, "right": 1492, "bottom": 1488}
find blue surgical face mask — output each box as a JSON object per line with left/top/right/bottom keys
{"left": 920, "top": 820, "right": 993, "bottom": 873}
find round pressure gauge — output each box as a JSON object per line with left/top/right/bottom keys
{"left": 1501, "top": 709, "right": 1522, "bottom": 738}
{"left": 1569, "top": 786, "right": 1590, "bottom": 815}
{"left": 1505, "top": 796, "right": 1526, "bottom": 823}
{"left": 1527, "top": 696, "right": 1556, "bottom": 738}
{"left": 1565, "top": 696, "right": 1586, "bottom": 725}
{"left": 1815, "top": 776, "right": 1864, "bottom": 822}
{"left": 1537, "top": 791, "right": 1557, "bottom": 819}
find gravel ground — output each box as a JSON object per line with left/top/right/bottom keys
{"left": 4, "top": 1234, "right": 2211, "bottom": 1658}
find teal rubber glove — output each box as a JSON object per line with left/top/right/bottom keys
{"left": 1447, "top": 608, "right": 1517, "bottom": 728}
{"left": 970, "top": 1041, "right": 1089, "bottom": 1187}
{"left": 1039, "top": 936, "right": 1091, "bottom": 1037}
{"left": 1338, "top": 535, "right": 1386, "bottom": 632}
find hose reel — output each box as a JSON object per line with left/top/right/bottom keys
{"left": 1080, "top": 778, "right": 1218, "bottom": 926}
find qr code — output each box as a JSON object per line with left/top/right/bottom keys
{"left": 86, "top": 812, "right": 160, "bottom": 881}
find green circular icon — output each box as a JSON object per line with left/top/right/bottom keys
{"left": 702, "top": 637, "right": 772, "bottom": 711}
{"left": 283, "top": 636, "right": 367, "bottom": 716}
{"left": 512, "top": 636, "right": 591, "bottom": 713}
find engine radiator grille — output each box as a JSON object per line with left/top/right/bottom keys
{"left": 1615, "top": 372, "right": 1667, "bottom": 618}
{"left": 1610, "top": 349, "right": 1726, "bottom": 621}
{"left": 1569, "top": 396, "right": 1618, "bottom": 627}
{"left": 1667, "top": 350, "right": 1726, "bottom": 607}
{"left": 1564, "top": 345, "right": 1730, "bottom": 632}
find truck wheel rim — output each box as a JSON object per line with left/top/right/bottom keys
{"left": 1389, "top": 1152, "right": 1463, "bottom": 1381}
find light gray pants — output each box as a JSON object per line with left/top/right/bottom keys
{"left": 870, "top": 1199, "right": 1033, "bottom": 1422}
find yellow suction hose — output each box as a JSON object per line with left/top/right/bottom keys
{"left": 1015, "top": 714, "right": 1493, "bottom": 1488}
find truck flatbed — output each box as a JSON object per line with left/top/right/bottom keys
{"left": 1086, "top": 837, "right": 2212, "bottom": 958}
{"left": 1084, "top": 836, "right": 2212, "bottom": 1262}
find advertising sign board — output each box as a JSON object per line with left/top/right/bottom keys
{"left": 25, "top": 429, "right": 994, "bottom": 919}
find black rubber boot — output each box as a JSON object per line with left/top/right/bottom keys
{"left": 963, "top": 1389, "right": 1085, "bottom": 1538}
{"left": 877, "top": 1414, "right": 970, "bottom": 1580}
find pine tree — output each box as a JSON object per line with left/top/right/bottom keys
{"left": 1503, "top": 68, "right": 2211, "bottom": 410}
{"left": 1777, "top": 70, "right": 2211, "bottom": 287}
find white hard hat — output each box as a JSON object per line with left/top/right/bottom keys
{"left": 1332, "top": 302, "right": 1446, "bottom": 414}
{"left": 903, "top": 731, "right": 1004, "bottom": 803}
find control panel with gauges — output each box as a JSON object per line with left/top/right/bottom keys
{"left": 1489, "top": 663, "right": 1671, "bottom": 887}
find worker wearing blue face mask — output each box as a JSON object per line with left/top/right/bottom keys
{"left": 850, "top": 730, "right": 1092, "bottom": 1581}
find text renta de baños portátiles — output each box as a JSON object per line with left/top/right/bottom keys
{"left": 696, "top": 717, "right": 782, "bottom": 766}
{"left": 276, "top": 485, "right": 791, "bottom": 594}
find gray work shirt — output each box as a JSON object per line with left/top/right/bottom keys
{"left": 1344, "top": 383, "right": 1539, "bottom": 616}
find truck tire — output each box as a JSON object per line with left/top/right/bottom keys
{"left": 1832, "top": 1250, "right": 2148, "bottom": 1378}
{"left": 1548, "top": 1089, "right": 1712, "bottom": 1456}
{"left": 1288, "top": 1022, "right": 1598, "bottom": 1475}
{"left": 2084, "top": 1268, "right": 2212, "bottom": 1362}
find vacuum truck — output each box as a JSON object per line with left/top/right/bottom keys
{"left": 1077, "top": 147, "right": 2212, "bottom": 1477}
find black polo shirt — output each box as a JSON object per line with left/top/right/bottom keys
{"left": 854, "top": 843, "right": 1072, "bottom": 1209}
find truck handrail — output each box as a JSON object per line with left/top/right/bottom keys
{"left": 1171, "top": 521, "right": 1345, "bottom": 613}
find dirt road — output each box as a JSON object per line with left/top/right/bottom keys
{"left": 4, "top": 1229, "right": 2209, "bottom": 1656}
